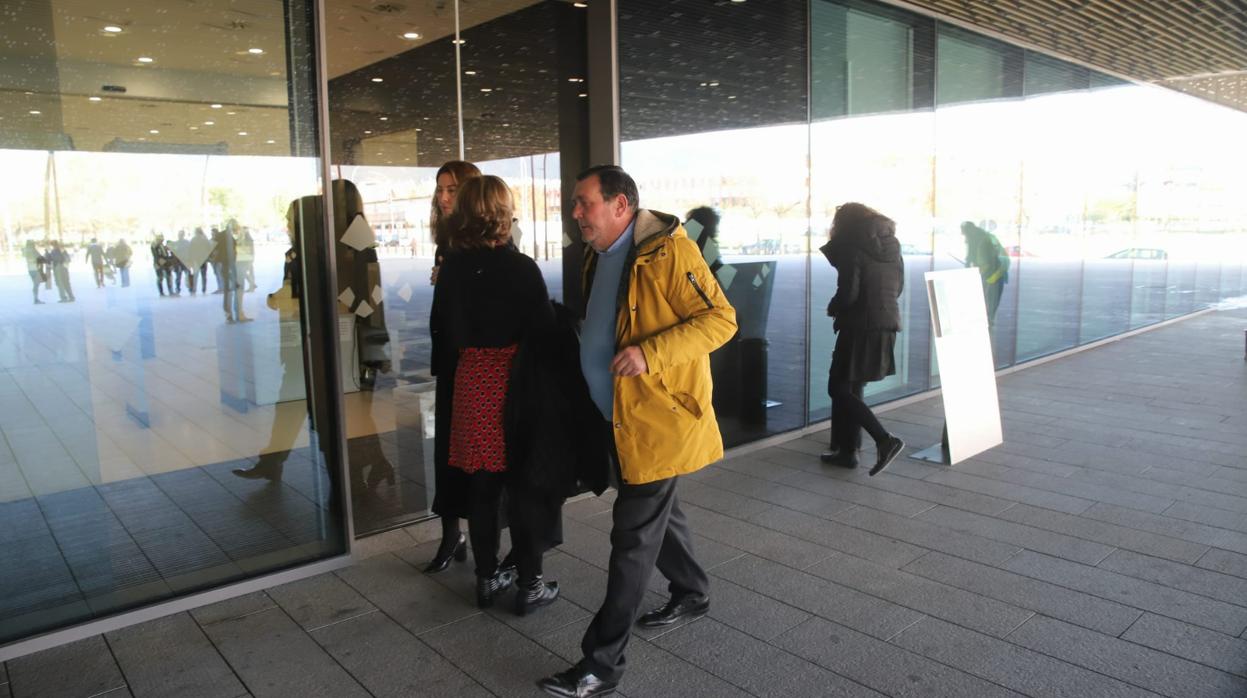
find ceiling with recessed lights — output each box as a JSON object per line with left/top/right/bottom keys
{"left": 0, "top": 0, "right": 1244, "bottom": 164}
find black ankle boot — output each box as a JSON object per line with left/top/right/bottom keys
{"left": 476, "top": 569, "right": 517, "bottom": 609}
{"left": 424, "top": 533, "right": 467, "bottom": 574}
{"left": 514, "top": 577, "right": 559, "bottom": 616}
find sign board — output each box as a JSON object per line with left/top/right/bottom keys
{"left": 913, "top": 267, "right": 1003, "bottom": 464}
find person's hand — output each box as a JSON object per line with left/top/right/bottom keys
{"left": 610, "top": 346, "right": 648, "bottom": 377}
{"left": 429, "top": 264, "right": 440, "bottom": 286}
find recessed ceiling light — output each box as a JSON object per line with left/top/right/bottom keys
{"left": 568, "top": 77, "right": 584, "bottom": 83}
{"left": 138, "top": 137, "right": 146, "bottom": 141}
{"left": 573, "top": 2, "right": 587, "bottom": 7}
{"left": 137, "top": 56, "right": 154, "bottom": 63}
{"left": 402, "top": 31, "right": 421, "bottom": 40}
{"left": 204, "top": 120, "right": 215, "bottom": 125}
{"left": 464, "top": 70, "right": 477, "bottom": 76}
{"left": 708, "top": 81, "right": 719, "bottom": 87}
{"left": 149, "top": 129, "right": 159, "bottom": 134}
{"left": 415, "top": 128, "right": 422, "bottom": 131}
{"left": 226, "top": 111, "right": 236, "bottom": 115}
{"left": 728, "top": 95, "right": 737, "bottom": 99}
{"left": 248, "top": 48, "right": 264, "bottom": 55}
{"left": 266, "top": 139, "right": 275, "bottom": 144}
{"left": 453, "top": 39, "right": 466, "bottom": 45}
{"left": 190, "top": 126, "right": 199, "bottom": 130}
{"left": 237, "top": 131, "right": 248, "bottom": 136}
{"left": 371, "top": 77, "right": 383, "bottom": 83}
{"left": 364, "top": 130, "right": 373, "bottom": 134}
{"left": 731, "top": 0, "right": 746, "bottom": 3}
{"left": 103, "top": 25, "right": 124, "bottom": 33}
{"left": 480, "top": 87, "right": 493, "bottom": 93}
{"left": 29, "top": 110, "right": 41, "bottom": 115}
{"left": 379, "top": 116, "right": 388, "bottom": 121}
{"left": 211, "top": 104, "right": 222, "bottom": 109}
{"left": 88, "top": 96, "right": 102, "bottom": 102}
{"left": 578, "top": 93, "right": 587, "bottom": 98}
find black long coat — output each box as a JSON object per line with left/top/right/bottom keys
{"left": 822, "top": 216, "right": 904, "bottom": 382}
{"left": 429, "top": 245, "right": 552, "bottom": 518}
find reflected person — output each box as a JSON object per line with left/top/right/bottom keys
{"left": 189, "top": 227, "right": 210, "bottom": 294}
{"left": 221, "top": 220, "right": 250, "bottom": 323}
{"left": 113, "top": 238, "right": 133, "bottom": 287}
{"left": 23, "top": 241, "right": 45, "bottom": 304}
{"left": 818, "top": 202, "right": 905, "bottom": 476}
{"left": 49, "top": 241, "right": 75, "bottom": 303}
{"left": 961, "top": 221, "right": 1009, "bottom": 328}
{"left": 152, "top": 234, "right": 174, "bottom": 297}
{"left": 85, "top": 238, "right": 106, "bottom": 288}
{"left": 686, "top": 205, "right": 724, "bottom": 277}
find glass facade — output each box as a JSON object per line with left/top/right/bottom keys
{"left": 1, "top": 0, "right": 1245, "bottom": 653}
{"left": 0, "top": 0, "right": 347, "bottom": 646}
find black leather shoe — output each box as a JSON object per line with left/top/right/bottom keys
{"left": 870, "top": 436, "right": 905, "bottom": 477}
{"left": 476, "top": 569, "right": 516, "bottom": 608}
{"left": 231, "top": 462, "right": 282, "bottom": 482}
{"left": 537, "top": 665, "right": 617, "bottom": 698}
{"left": 637, "top": 593, "right": 709, "bottom": 628}
{"left": 424, "top": 533, "right": 467, "bottom": 574}
{"left": 514, "top": 577, "right": 559, "bottom": 616}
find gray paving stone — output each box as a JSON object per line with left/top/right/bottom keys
{"left": 747, "top": 505, "right": 927, "bottom": 569}
{"left": 683, "top": 504, "right": 836, "bottom": 570}
{"left": 1121, "top": 613, "right": 1247, "bottom": 678}
{"left": 775, "top": 616, "right": 1024, "bottom": 698}
{"left": 701, "top": 576, "right": 810, "bottom": 641}
{"left": 712, "top": 554, "right": 925, "bottom": 640}
{"left": 1162, "top": 501, "right": 1247, "bottom": 532}
{"left": 1196, "top": 548, "right": 1247, "bottom": 580}
{"left": 891, "top": 616, "right": 1153, "bottom": 698}
{"left": 678, "top": 479, "right": 774, "bottom": 519}
{"left": 903, "top": 550, "right": 1142, "bottom": 635}
{"left": 189, "top": 591, "right": 276, "bottom": 626}
{"left": 653, "top": 618, "right": 883, "bottom": 697}
{"left": 1082, "top": 502, "right": 1227, "bottom": 546}
{"left": 828, "top": 504, "right": 1023, "bottom": 566}
{"left": 1098, "top": 548, "right": 1247, "bottom": 609}
{"left": 419, "top": 613, "right": 570, "bottom": 698}
{"left": 955, "top": 459, "right": 1176, "bottom": 513}
{"left": 266, "top": 572, "right": 376, "bottom": 631}
{"left": 697, "top": 469, "right": 859, "bottom": 519}
{"left": 334, "top": 553, "right": 477, "bottom": 634}
{"left": 1008, "top": 615, "right": 1247, "bottom": 697}
{"left": 310, "top": 609, "right": 490, "bottom": 697}
{"left": 852, "top": 470, "right": 1018, "bottom": 516}
{"left": 198, "top": 606, "right": 368, "bottom": 698}
{"left": 923, "top": 470, "right": 1096, "bottom": 514}
{"left": 768, "top": 467, "right": 937, "bottom": 518}
{"left": 105, "top": 612, "right": 244, "bottom": 698}
{"left": 1212, "top": 529, "right": 1247, "bottom": 556}
{"left": 997, "top": 502, "right": 1212, "bottom": 564}
{"left": 1004, "top": 550, "right": 1247, "bottom": 635}
{"left": 805, "top": 554, "right": 1034, "bottom": 638}
{"left": 916, "top": 504, "right": 1115, "bottom": 565}
{"left": 6, "top": 636, "right": 126, "bottom": 698}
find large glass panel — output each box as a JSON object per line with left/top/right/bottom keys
{"left": 0, "top": 0, "right": 346, "bottom": 645}
{"left": 810, "top": 0, "right": 934, "bottom": 423}
{"left": 323, "top": 0, "right": 585, "bottom": 534}
{"left": 621, "top": 0, "right": 808, "bottom": 446}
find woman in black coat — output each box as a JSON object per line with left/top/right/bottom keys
{"left": 819, "top": 203, "right": 906, "bottom": 476}
{"left": 430, "top": 175, "right": 558, "bottom": 610}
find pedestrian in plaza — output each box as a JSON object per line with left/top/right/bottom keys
{"left": 209, "top": 227, "right": 226, "bottom": 293}
{"left": 85, "top": 238, "right": 106, "bottom": 288}
{"left": 189, "top": 227, "right": 210, "bottom": 294}
{"left": 151, "top": 234, "right": 174, "bottom": 296}
{"left": 112, "top": 238, "right": 132, "bottom": 287}
{"left": 48, "top": 241, "right": 75, "bottom": 302}
{"left": 961, "top": 220, "right": 1009, "bottom": 329}
{"left": 818, "top": 202, "right": 906, "bottom": 476}
{"left": 23, "top": 240, "right": 45, "bottom": 304}
{"left": 430, "top": 175, "right": 555, "bottom": 609}
{"left": 220, "top": 220, "right": 249, "bottom": 323}
{"left": 538, "top": 166, "right": 737, "bottom": 698}
{"left": 238, "top": 227, "right": 257, "bottom": 292}
{"left": 424, "top": 159, "right": 481, "bottom": 574}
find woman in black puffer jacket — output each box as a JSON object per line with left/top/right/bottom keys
{"left": 819, "top": 203, "right": 906, "bottom": 476}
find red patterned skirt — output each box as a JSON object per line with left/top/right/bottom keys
{"left": 448, "top": 345, "right": 518, "bottom": 474}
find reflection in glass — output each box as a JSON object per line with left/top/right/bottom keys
{"left": 0, "top": 0, "right": 345, "bottom": 646}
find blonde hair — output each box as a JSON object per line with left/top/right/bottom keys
{"left": 440, "top": 175, "right": 514, "bottom": 251}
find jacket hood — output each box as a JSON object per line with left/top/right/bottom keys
{"left": 633, "top": 209, "right": 683, "bottom": 247}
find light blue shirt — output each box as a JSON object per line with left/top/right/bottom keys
{"left": 580, "top": 218, "right": 635, "bottom": 420}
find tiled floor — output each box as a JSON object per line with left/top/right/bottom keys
{"left": 3, "top": 308, "right": 1247, "bottom": 697}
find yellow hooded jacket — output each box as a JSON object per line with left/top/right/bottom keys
{"left": 581, "top": 209, "right": 738, "bottom": 485}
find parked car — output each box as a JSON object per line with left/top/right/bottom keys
{"left": 1105, "top": 247, "right": 1168, "bottom": 260}
{"left": 1004, "top": 245, "right": 1037, "bottom": 258}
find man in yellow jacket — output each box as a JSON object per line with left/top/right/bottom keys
{"left": 539, "top": 166, "right": 737, "bottom": 698}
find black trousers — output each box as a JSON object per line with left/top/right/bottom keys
{"left": 580, "top": 453, "right": 708, "bottom": 682}
{"left": 466, "top": 471, "right": 506, "bottom": 578}
{"left": 828, "top": 377, "right": 888, "bottom": 451}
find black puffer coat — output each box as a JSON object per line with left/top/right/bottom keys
{"left": 821, "top": 216, "right": 904, "bottom": 333}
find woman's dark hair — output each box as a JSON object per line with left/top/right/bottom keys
{"left": 439, "top": 175, "right": 514, "bottom": 251}
{"left": 686, "top": 206, "right": 720, "bottom": 239}
{"left": 830, "top": 202, "right": 892, "bottom": 245}
{"left": 431, "top": 160, "right": 481, "bottom": 244}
